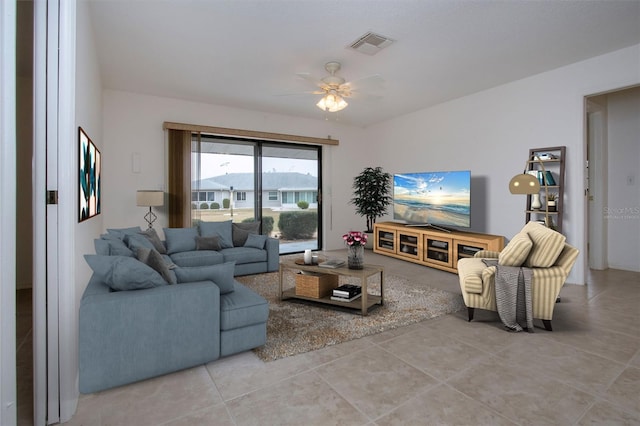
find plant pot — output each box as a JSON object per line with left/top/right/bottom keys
{"left": 547, "top": 201, "right": 556, "bottom": 212}
{"left": 347, "top": 245, "right": 365, "bottom": 269}
{"left": 364, "top": 231, "right": 374, "bottom": 250}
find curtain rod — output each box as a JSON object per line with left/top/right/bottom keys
{"left": 163, "top": 122, "right": 339, "bottom": 146}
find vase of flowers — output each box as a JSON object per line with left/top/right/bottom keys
{"left": 343, "top": 231, "right": 367, "bottom": 269}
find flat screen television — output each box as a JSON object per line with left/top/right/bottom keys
{"left": 393, "top": 170, "right": 471, "bottom": 230}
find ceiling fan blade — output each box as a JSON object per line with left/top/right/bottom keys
{"left": 295, "top": 72, "right": 324, "bottom": 88}
{"left": 275, "top": 90, "right": 325, "bottom": 97}
{"left": 344, "top": 92, "right": 382, "bottom": 101}
{"left": 343, "top": 74, "right": 385, "bottom": 92}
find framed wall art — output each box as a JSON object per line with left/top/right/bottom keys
{"left": 79, "top": 127, "right": 101, "bottom": 222}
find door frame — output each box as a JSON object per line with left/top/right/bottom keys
{"left": 0, "top": 0, "right": 17, "bottom": 424}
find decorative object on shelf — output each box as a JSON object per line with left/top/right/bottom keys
{"left": 546, "top": 193, "right": 557, "bottom": 211}
{"left": 136, "top": 190, "right": 164, "bottom": 228}
{"left": 531, "top": 193, "right": 542, "bottom": 210}
{"left": 543, "top": 171, "right": 556, "bottom": 186}
{"left": 343, "top": 231, "right": 367, "bottom": 269}
{"left": 350, "top": 166, "right": 392, "bottom": 249}
{"left": 303, "top": 249, "right": 312, "bottom": 265}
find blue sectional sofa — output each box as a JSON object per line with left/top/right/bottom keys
{"left": 79, "top": 221, "right": 277, "bottom": 394}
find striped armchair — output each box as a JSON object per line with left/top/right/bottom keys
{"left": 457, "top": 222, "right": 579, "bottom": 331}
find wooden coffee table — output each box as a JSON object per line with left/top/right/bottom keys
{"left": 279, "top": 259, "right": 384, "bottom": 316}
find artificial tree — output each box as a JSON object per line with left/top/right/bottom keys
{"left": 350, "top": 166, "right": 392, "bottom": 233}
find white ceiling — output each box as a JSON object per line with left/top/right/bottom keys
{"left": 88, "top": 0, "right": 640, "bottom": 127}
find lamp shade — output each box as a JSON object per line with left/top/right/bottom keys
{"left": 136, "top": 190, "right": 164, "bottom": 207}
{"left": 509, "top": 174, "right": 541, "bottom": 194}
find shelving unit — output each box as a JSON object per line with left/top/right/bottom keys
{"left": 525, "top": 146, "right": 566, "bottom": 234}
{"left": 373, "top": 222, "right": 504, "bottom": 273}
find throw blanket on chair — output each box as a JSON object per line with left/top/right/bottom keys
{"left": 482, "top": 260, "right": 534, "bottom": 332}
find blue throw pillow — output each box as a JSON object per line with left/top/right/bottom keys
{"left": 84, "top": 255, "right": 167, "bottom": 291}
{"left": 94, "top": 239, "right": 110, "bottom": 255}
{"left": 99, "top": 235, "right": 135, "bottom": 257}
{"left": 163, "top": 227, "right": 199, "bottom": 254}
{"left": 198, "top": 220, "right": 233, "bottom": 249}
{"left": 106, "top": 226, "right": 143, "bottom": 240}
{"left": 174, "top": 261, "right": 236, "bottom": 294}
{"left": 244, "top": 233, "right": 267, "bottom": 249}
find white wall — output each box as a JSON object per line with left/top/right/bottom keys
{"left": 101, "top": 90, "right": 365, "bottom": 250}
{"left": 63, "top": 0, "right": 103, "bottom": 416}
{"left": 363, "top": 44, "right": 640, "bottom": 285}
{"left": 606, "top": 87, "right": 640, "bottom": 272}
{"left": 76, "top": 0, "right": 103, "bottom": 290}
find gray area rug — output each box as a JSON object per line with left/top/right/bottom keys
{"left": 236, "top": 270, "right": 465, "bottom": 362}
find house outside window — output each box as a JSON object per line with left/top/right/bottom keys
{"left": 236, "top": 192, "right": 247, "bottom": 201}
{"left": 268, "top": 191, "right": 278, "bottom": 201}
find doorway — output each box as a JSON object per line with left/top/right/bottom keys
{"left": 585, "top": 86, "right": 640, "bottom": 273}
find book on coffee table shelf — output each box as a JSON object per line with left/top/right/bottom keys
{"left": 318, "top": 259, "right": 346, "bottom": 269}
{"left": 332, "top": 284, "right": 361, "bottom": 298}
{"left": 330, "top": 293, "right": 362, "bottom": 302}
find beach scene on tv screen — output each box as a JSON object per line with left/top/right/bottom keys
{"left": 393, "top": 171, "right": 471, "bottom": 227}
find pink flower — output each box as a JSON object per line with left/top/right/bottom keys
{"left": 342, "top": 231, "right": 368, "bottom": 247}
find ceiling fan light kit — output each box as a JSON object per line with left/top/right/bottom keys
{"left": 293, "top": 60, "right": 384, "bottom": 115}
{"left": 316, "top": 91, "right": 348, "bottom": 112}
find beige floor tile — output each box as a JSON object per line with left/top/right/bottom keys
{"left": 377, "top": 326, "right": 492, "bottom": 380}
{"left": 375, "top": 383, "right": 517, "bottom": 425}
{"left": 602, "top": 366, "right": 640, "bottom": 414}
{"left": 94, "top": 365, "right": 221, "bottom": 426}
{"left": 315, "top": 346, "right": 439, "bottom": 420}
{"left": 161, "top": 403, "right": 235, "bottom": 426}
{"left": 577, "top": 400, "right": 640, "bottom": 425}
{"left": 206, "top": 350, "right": 314, "bottom": 401}
{"left": 545, "top": 320, "right": 640, "bottom": 364}
{"left": 448, "top": 356, "right": 595, "bottom": 424}
{"left": 302, "top": 335, "right": 374, "bottom": 366}
{"left": 495, "top": 335, "right": 627, "bottom": 394}
{"left": 226, "top": 370, "right": 368, "bottom": 426}
{"left": 427, "top": 313, "right": 522, "bottom": 354}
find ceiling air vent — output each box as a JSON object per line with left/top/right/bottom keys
{"left": 349, "top": 32, "right": 394, "bottom": 56}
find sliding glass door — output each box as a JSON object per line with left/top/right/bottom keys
{"left": 191, "top": 135, "right": 321, "bottom": 254}
{"left": 261, "top": 144, "right": 320, "bottom": 254}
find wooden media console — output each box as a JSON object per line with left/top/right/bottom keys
{"left": 373, "top": 222, "right": 504, "bottom": 273}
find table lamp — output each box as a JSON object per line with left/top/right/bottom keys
{"left": 136, "top": 190, "right": 164, "bottom": 228}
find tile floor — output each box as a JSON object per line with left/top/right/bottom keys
{"left": 17, "top": 251, "right": 640, "bottom": 425}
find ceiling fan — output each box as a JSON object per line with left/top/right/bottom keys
{"left": 293, "top": 61, "right": 384, "bottom": 112}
